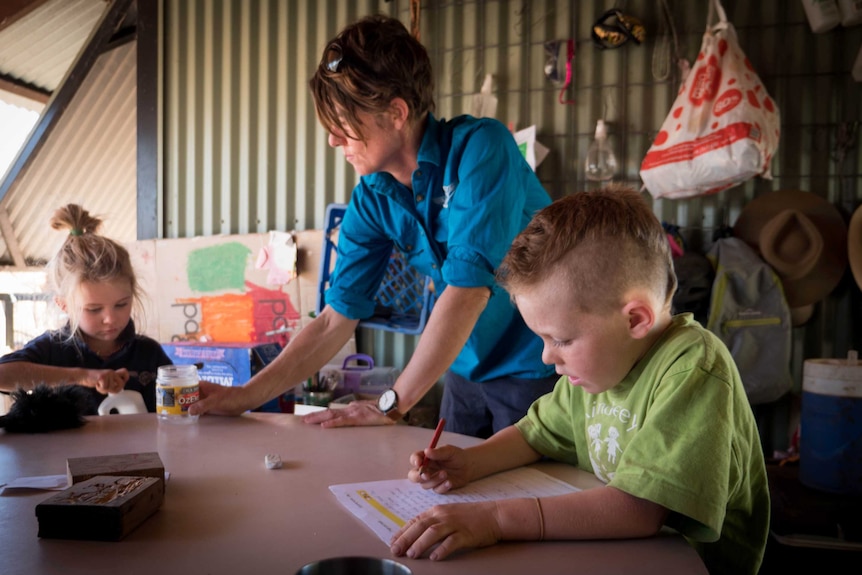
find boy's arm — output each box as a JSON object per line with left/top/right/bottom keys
{"left": 394, "top": 463, "right": 669, "bottom": 561}
{"left": 497, "top": 486, "right": 669, "bottom": 542}
{"left": 390, "top": 487, "right": 668, "bottom": 560}
{"left": 465, "top": 426, "right": 543, "bottom": 481}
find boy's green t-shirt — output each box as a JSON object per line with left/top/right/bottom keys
{"left": 515, "top": 313, "right": 770, "bottom": 575}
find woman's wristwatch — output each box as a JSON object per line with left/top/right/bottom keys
{"left": 376, "top": 389, "right": 403, "bottom": 421}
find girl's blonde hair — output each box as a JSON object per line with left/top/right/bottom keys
{"left": 45, "top": 204, "right": 142, "bottom": 336}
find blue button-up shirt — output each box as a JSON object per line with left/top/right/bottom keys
{"left": 325, "top": 114, "right": 554, "bottom": 382}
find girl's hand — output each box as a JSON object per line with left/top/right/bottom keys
{"left": 82, "top": 368, "right": 130, "bottom": 394}
{"left": 390, "top": 501, "right": 501, "bottom": 561}
{"left": 407, "top": 444, "right": 471, "bottom": 493}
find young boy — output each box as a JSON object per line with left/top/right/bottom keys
{"left": 390, "top": 185, "right": 770, "bottom": 575}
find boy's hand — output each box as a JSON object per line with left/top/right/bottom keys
{"left": 83, "top": 368, "right": 129, "bottom": 394}
{"left": 390, "top": 501, "right": 501, "bottom": 561}
{"left": 407, "top": 444, "right": 470, "bottom": 493}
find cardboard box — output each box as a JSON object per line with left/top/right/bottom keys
{"left": 130, "top": 231, "right": 324, "bottom": 344}
{"left": 162, "top": 341, "right": 288, "bottom": 411}
{"left": 36, "top": 475, "right": 164, "bottom": 541}
{"left": 162, "top": 341, "right": 281, "bottom": 387}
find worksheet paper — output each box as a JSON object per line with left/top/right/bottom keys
{"left": 329, "top": 467, "right": 580, "bottom": 545}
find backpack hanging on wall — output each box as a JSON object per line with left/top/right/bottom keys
{"left": 705, "top": 237, "right": 792, "bottom": 404}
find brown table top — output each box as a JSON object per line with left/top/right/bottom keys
{"left": 0, "top": 412, "right": 706, "bottom": 575}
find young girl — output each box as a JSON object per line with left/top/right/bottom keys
{"left": 0, "top": 204, "right": 171, "bottom": 414}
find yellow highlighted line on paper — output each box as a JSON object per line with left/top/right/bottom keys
{"left": 358, "top": 490, "right": 406, "bottom": 527}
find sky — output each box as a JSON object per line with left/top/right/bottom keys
{"left": 0, "top": 100, "right": 40, "bottom": 182}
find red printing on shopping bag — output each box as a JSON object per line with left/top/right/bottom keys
{"left": 689, "top": 54, "right": 722, "bottom": 106}
{"left": 641, "top": 122, "right": 759, "bottom": 170}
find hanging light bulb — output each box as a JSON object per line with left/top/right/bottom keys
{"left": 584, "top": 119, "right": 617, "bottom": 181}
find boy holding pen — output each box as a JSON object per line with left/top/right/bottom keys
{"left": 391, "top": 185, "right": 770, "bottom": 575}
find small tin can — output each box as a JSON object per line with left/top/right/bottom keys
{"left": 156, "top": 364, "right": 200, "bottom": 424}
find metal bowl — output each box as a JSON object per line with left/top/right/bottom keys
{"left": 295, "top": 556, "right": 412, "bottom": 575}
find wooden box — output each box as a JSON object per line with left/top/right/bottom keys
{"left": 67, "top": 452, "right": 164, "bottom": 488}
{"left": 36, "top": 475, "right": 164, "bottom": 541}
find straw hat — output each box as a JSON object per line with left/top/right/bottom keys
{"left": 733, "top": 190, "right": 847, "bottom": 308}
{"left": 849, "top": 203, "right": 862, "bottom": 292}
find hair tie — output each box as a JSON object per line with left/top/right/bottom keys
{"left": 69, "top": 229, "right": 83, "bottom": 236}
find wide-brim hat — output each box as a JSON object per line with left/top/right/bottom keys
{"left": 849, "top": 204, "right": 862, "bottom": 292}
{"left": 733, "top": 189, "right": 847, "bottom": 308}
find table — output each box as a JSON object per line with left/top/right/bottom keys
{"left": 0, "top": 413, "right": 707, "bottom": 575}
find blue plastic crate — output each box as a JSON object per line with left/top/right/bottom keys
{"left": 316, "top": 203, "right": 436, "bottom": 335}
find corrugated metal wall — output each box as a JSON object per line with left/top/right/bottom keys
{"left": 163, "top": 0, "right": 398, "bottom": 238}
{"left": 162, "top": 0, "right": 862, "bottom": 439}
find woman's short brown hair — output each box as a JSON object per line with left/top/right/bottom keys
{"left": 309, "top": 14, "right": 434, "bottom": 141}
{"left": 497, "top": 185, "right": 677, "bottom": 314}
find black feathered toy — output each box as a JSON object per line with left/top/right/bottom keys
{"left": 0, "top": 385, "right": 90, "bottom": 433}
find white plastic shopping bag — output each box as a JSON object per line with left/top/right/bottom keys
{"left": 639, "top": 0, "right": 780, "bottom": 200}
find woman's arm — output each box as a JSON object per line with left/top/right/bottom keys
{"left": 191, "top": 305, "right": 359, "bottom": 416}
{"left": 303, "top": 285, "right": 489, "bottom": 427}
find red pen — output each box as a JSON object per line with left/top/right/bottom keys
{"left": 420, "top": 418, "right": 446, "bottom": 475}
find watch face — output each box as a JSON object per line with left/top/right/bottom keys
{"left": 378, "top": 389, "right": 396, "bottom": 412}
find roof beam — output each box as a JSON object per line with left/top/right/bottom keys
{"left": 0, "top": 207, "right": 26, "bottom": 267}
{"left": 0, "top": 72, "right": 51, "bottom": 104}
{"left": 0, "top": 0, "right": 135, "bottom": 207}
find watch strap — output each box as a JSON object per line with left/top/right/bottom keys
{"left": 384, "top": 407, "right": 404, "bottom": 421}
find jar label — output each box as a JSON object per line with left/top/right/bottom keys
{"left": 156, "top": 384, "right": 200, "bottom": 415}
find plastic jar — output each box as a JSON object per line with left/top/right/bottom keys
{"left": 156, "top": 364, "right": 200, "bottom": 424}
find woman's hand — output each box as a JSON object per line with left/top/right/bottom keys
{"left": 390, "top": 501, "right": 501, "bottom": 561}
{"left": 301, "top": 400, "right": 395, "bottom": 427}
{"left": 187, "top": 380, "right": 250, "bottom": 416}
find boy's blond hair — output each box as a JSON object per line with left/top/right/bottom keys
{"left": 497, "top": 184, "right": 677, "bottom": 314}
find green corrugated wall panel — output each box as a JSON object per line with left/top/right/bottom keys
{"left": 163, "top": 0, "right": 395, "bottom": 238}
{"left": 161, "top": 1, "right": 862, "bottom": 440}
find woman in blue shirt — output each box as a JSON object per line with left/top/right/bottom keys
{"left": 191, "top": 14, "right": 556, "bottom": 437}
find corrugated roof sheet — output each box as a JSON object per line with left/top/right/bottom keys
{"left": 0, "top": 40, "right": 137, "bottom": 266}
{"left": 0, "top": 0, "right": 106, "bottom": 92}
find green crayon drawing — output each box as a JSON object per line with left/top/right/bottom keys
{"left": 187, "top": 242, "right": 251, "bottom": 292}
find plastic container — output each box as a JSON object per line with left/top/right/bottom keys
{"left": 838, "top": 0, "right": 862, "bottom": 26}
{"left": 584, "top": 119, "right": 617, "bottom": 181}
{"left": 156, "top": 364, "right": 200, "bottom": 424}
{"left": 316, "top": 203, "right": 436, "bottom": 335}
{"left": 320, "top": 354, "right": 399, "bottom": 398}
{"left": 801, "top": 0, "right": 842, "bottom": 33}
{"left": 98, "top": 390, "right": 148, "bottom": 415}
{"left": 799, "top": 351, "right": 862, "bottom": 495}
